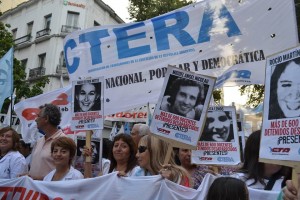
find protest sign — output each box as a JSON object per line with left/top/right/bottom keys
{"left": 71, "top": 77, "right": 104, "bottom": 130}
{"left": 74, "top": 134, "right": 105, "bottom": 177}
{"left": 260, "top": 46, "right": 300, "bottom": 163}
{"left": 191, "top": 106, "right": 240, "bottom": 165}
{"left": 150, "top": 66, "right": 215, "bottom": 148}
{"left": 64, "top": 0, "right": 298, "bottom": 115}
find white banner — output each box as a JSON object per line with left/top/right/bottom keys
{"left": 0, "top": 174, "right": 279, "bottom": 200}
{"left": 150, "top": 67, "right": 215, "bottom": 148}
{"left": 64, "top": 0, "right": 298, "bottom": 115}
{"left": 192, "top": 106, "right": 241, "bottom": 165}
{"left": 14, "top": 86, "right": 73, "bottom": 143}
{"left": 105, "top": 104, "right": 155, "bottom": 122}
{"left": 71, "top": 78, "right": 104, "bottom": 130}
{"left": 260, "top": 46, "right": 300, "bottom": 161}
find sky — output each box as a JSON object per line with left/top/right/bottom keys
{"left": 102, "top": 0, "right": 131, "bottom": 23}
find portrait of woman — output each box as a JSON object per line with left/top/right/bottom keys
{"left": 269, "top": 57, "right": 300, "bottom": 119}
{"left": 74, "top": 82, "right": 101, "bottom": 112}
{"left": 199, "top": 110, "right": 234, "bottom": 142}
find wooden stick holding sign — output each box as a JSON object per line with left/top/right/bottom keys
{"left": 85, "top": 130, "right": 93, "bottom": 163}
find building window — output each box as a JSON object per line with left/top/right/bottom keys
{"left": 44, "top": 14, "right": 52, "bottom": 29}
{"left": 12, "top": 28, "right": 17, "bottom": 39}
{"left": 27, "top": 21, "right": 34, "bottom": 35}
{"left": 38, "top": 53, "right": 46, "bottom": 68}
{"left": 21, "top": 59, "right": 28, "bottom": 68}
{"left": 94, "top": 20, "right": 100, "bottom": 26}
{"left": 66, "top": 11, "right": 79, "bottom": 27}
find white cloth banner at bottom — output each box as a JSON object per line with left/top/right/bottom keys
{"left": 0, "top": 173, "right": 279, "bottom": 200}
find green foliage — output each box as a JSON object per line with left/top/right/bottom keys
{"left": 239, "top": 84, "right": 264, "bottom": 108}
{"left": 128, "top": 0, "right": 194, "bottom": 21}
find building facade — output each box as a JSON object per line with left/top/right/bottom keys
{"left": 0, "top": 0, "right": 124, "bottom": 91}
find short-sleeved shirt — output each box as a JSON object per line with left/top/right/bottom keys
{"left": 0, "top": 151, "right": 28, "bottom": 179}
{"left": 43, "top": 166, "right": 83, "bottom": 181}
{"left": 29, "top": 129, "right": 66, "bottom": 179}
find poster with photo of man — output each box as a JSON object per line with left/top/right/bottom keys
{"left": 260, "top": 46, "right": 300, "bottom": 162}
{"left": 191, "top": 106, "right": 241, "bottom": 165}
{"left": 74, "top": 135, "right": 101, "bottom": 177}
{"left": 150, "top": 66, "right": 216, "bottom": 148}
{"left": 71, "top": 77, "right": 104, "bottom": 131}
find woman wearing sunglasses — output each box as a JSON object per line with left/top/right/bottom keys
{"left": 133, "top": 135, "right": 191, "bottom": 187}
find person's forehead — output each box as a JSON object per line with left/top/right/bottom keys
{"left": 81, "top": 83, "right": 95, "bottom": 90}
{"left": 0, "top": 130, "right": 13, "bottom": 136}
{"left": 178, "top": 85, "right": 200, "bottom": 94}
{"left": 207, "top": 111, "right": 227, "bottom": 118}
{"left": 279, "top": 62, "right": 300, "bottom": 81}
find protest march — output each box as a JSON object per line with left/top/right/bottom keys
{"left": 0, "top": 0, "right": 300, "bottom": 199}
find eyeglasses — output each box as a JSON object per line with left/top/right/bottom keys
{"left": 137, "top": 146, "right": 147, "bottom": 153}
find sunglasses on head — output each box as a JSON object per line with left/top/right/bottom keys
{"left": 138, "top": 146, "right": 147, "bottom": 153}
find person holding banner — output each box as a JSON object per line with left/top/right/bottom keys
{"left": 160, "top": 77, "right": 204, "bottom": 121}
{"left": 0, "top": 127, "right": 27, "bottom": 179}
{"left": 234, "top": 130, "right": 291, "bottom": 191}
{"left": 43, "top": 137, "right": 83, "bottom": 181}
{"left": 269, "top": 58, "right": 300, "bottom": 119}
{"left": 108, "top": 134, "right": 138, "bottom": 176}
{"left": 74, "top": 82, "right": 101, "bottom": 112}
{"left": 133, "top": 135, "right": 191, "bottom": 187}
{"left": 29, "top": 104, "right": 66, "bottom": 180}
{"left": 199, "top": 110, "right": 234, "bottom": 142}
{"left": 281, "top": 176, "right": 300, "bottom": 200}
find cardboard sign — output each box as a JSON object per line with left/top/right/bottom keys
{"left": 192, "top": 106, "right": 241, "bottom": 165}
{"left": 260, "top": 46, "right": 300, "bottom": 162}
{"left": 150, "top": 66, "right": 215, "bottom": 148}
{"left": 71, "top": 78, "right": 104, "bottom": 130}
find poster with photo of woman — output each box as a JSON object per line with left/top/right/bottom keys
{"left": 71, "top": 77, "right": 104, "bottom": 131}
{"left": 260, "top": 46, "right": 300, "bottom": 162}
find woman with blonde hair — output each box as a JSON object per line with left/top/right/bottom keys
{"left": 134, "top": 134, "right": 191, "bottom": 187}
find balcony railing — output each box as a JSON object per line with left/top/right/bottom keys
{"left": 56, "top": 64, "right": 68, "bottom": 74}
{"left": 29, "top": 67, "right": 46, "bottom": 78}
{"left": 14, "top": 34, "right": 31, "bottom": 45}
{"left": 61, "top": 25, "right": 80, "bottom": 34}
{"left": 36, "top": 28, "right": 51, "bottom": 38}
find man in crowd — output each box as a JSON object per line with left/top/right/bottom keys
{"left": 160, "top": 78, "right": 204, "bottom": 121}
{"left": 131, "top": 123, "right": 149, "bottom": 148}
{"left": 29, "top": 104, "right": 66, "bottom": 180}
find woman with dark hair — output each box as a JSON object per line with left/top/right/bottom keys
{"left": 108, "top": 134, "right": 138, "bottom": 176}
{"left": 233, "top": 130, "right": 291, "bottom": 190}
{"left": 207, "top": 177, "right": 249, "bottom": 200}
{"left": 0, "top": 127, "right": 27, "bottom": 179}
{"left": 43, "top": 137, "right": 83, "bottom": 181}
{"left": 269, "top": 57, "right": 300, "bottom": 119}
{"left": 74, "top": 82, "right": 101, "bottom": 112}
{"left": 83, "top": 134, "right": 138, "bottom": 177}
{"left": 200, "top": 110, "right": 234, "bottom": 142}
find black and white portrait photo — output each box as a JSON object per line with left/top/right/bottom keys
{"left": 160, "top": 75, "right": 209, "bottom": 121}
{"left": 269, "top": 57, "right": 300, "bottom": 119}
{"left": 199, "top": 110, "right": 234, "bottom": 142}
{"left": 74, "top": 82, "right": 101, "bottom": 112}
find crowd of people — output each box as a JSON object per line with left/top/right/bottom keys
{"left": 0, "top": 103, "right": 299, "bottom": 200}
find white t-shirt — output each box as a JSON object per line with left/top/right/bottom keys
{"left": 0, "top": 151, "right": 28, "bottom": 179}
{"left": 112, "top": 166, "right": 140, "bottom": 177}
{"left": 43, "top": 166, "right": 84, "bottom": 181}
{"left": 232, "top": 172, "right": 284, "bottom": 191}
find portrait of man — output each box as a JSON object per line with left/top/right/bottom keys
{"left": 160, "top": 76, "right": 207, "bottom": 121}
{"left": 74, "top": 82, "right": 101, "bottom": 112}
{"left": 76, "top": 138, "right": 100, "bottom": 164}
{"left": 269, "top": 57, "right": 300, "bottom": 119}
{"left": 199, "top": 110, "right": 234, "bottom": 142}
